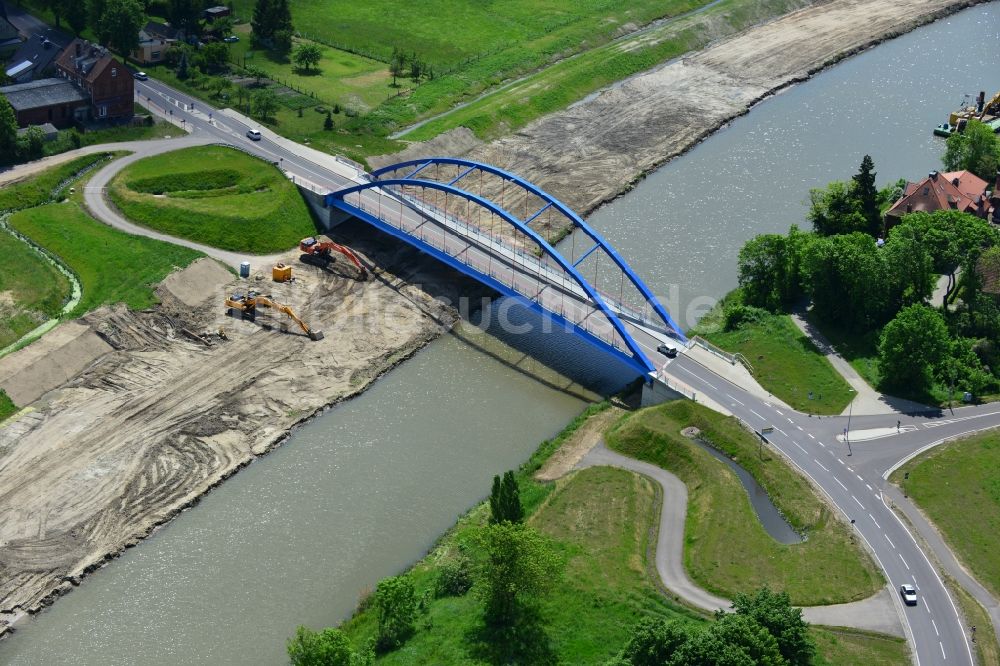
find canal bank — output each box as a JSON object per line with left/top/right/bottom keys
{"left": 1, "top": 4, "right": 999, "bottom": 664}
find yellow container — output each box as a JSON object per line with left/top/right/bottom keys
{"left": 272, "top": 263, "right": 292, "bottom": 282}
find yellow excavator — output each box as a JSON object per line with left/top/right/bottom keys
{"left": 225, "top": 291, "right": 324, "bottom": 341}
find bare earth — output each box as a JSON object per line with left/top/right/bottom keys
{"left": 0, "top": 245, "right": 461, "bottom": 634}
{"left": 378, "top": 0, "right": 985, "bottom": 222}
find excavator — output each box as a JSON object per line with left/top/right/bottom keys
{"left": 225, "top": 291, "right": 324, "bottom": 341}
{"left": 299, "top": 236, "right": 368, "bottom": 280}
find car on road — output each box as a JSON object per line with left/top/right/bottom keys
{"left": 900, "top": 584, "right": 917, "bottom": 606}
{"left": 657, "top": 343, "right": 678, "bottom": 358}
{"left": 223, "top": 35, "right": 239, "bottom": 43}
{"left": 246, "top": 129, "right": 262, "bottom": 141}
{"left": 134, "top": 71, "right": 148, "bottom": 81}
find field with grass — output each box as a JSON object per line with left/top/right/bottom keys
{"left": 811, "top": 627, "right": 909, "bottom": 665}
{"left": 892, "top": 431, "right": 1000, "bottom": 599}
{"left": 698, "top": 313, "right": 854, "bottom": 415}
{"left": 0, "top": 389, "right": 16, "bottom": 423}
{"left": 606, "top": 401, "right": 883, "bottom": 605}
{"left": 804, "top": 312, "right": 882, "bottom": 389}
{"left": 108, "top": 145, "right": 316, "bottom": 253}
{"left": 8, "top": 202, "right": 204, "bottom": 317}
{"left": 0, "top": 153, "right": 113, "bottom": 212}
{"left": 0, "top": 229, "right": 72, "bottom": 349}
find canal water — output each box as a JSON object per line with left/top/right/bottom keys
{"left": 2, "top": 4, "right": 998, "bottom": 664}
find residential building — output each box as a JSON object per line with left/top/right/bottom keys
{"left": 0, "top": 77, "right": 88, "bottom": 128}
{"left": 4, "top": 33, "right": 63, "bottom": 83}
{"left": 54, "top": 38, "right": 133, "bottom": 121}
{"left": 884, "top": 170, "right": 993, "bottom": 227}
{"left": 133, "top": 21, "right": 179, "bottom": 64}
{"left": 203, "top": 5, "right": 231, "bottom": 20}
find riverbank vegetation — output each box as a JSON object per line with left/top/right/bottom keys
{"left": 285, "top": 401, "right": 902, "bottom": 664}
{"left": 730, "top": 155, "right": 1000, "bottom": 404}
{"left": 0, "top": 228, "right": 72, "bottom": 349}
{"left": 892, "top": 430, "right": 1000, "bottom": 599}
{"left": 108, "top": 145, "right": 316, "bottom": 253}
{"left": 690, "top": 303, "right": 852, "bottom": 414}
{"left": 0, "top": 153, "right": 113, "bottom": 212}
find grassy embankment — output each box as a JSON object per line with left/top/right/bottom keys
{"left": 328, "top": 402, "right": 902, "bottom": 663}
{"left": 0, "top": 389, "right": 16, "bottom": 422}
{"left": 690, "top": 298, "right": 854, "bottom": 415}
{"left": 607, "top": 401, "right": 883, "bottom": 605}
{"left": 108, "top": 145, "right": 316, "bottom": 254}
{"left": 892, "top": 431, "right": 1000, "bottom": 599}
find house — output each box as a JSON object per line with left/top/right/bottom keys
{"left": 202, "top": 5, "right": 231, "bottom": 20}
{"left": 884, "top": 170, "right": 994, "bottom": 227}
{"left": 54, "top": 39, "right": 133, "bottom": 122}
{"left": 0, "top": 78, "right": 89, "bottom": 128}
{"left": 133, "top": 21, "right": 179, "bottom": 64}
{"left": 4, "top": 33, "right": 63, "bottom": 83}
{"left": 0, "top": 3, "right": 20, "bottom": 57}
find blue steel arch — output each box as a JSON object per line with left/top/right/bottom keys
{"left": 327, "top": 176, "right": 656, "bottom": 377}
{"left": 370, "top": 158, "right": 686, "bottom": 343}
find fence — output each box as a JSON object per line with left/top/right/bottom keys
{"left": 690, "top": 335, "right": 755, "bottom": 375}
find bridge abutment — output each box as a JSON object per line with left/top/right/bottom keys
{"left": 299, "top": 185, "right": 352, "bottom": 231}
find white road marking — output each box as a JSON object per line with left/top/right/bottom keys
{"left": 932, "top": 619, "right": 939, "bottom": 636}
{"left": 856, "top": 474, "right": 864, "bottom": 482}
{"left": 837, "top": 458, "right": 846, "bottom": 465}
{"left": 796, "top": 425, "right": 804, "bottom": 431}
{"left": 787, "top": 417, "right": 794, "bottom": 424}
{"left": 808, "top": 433, "right": 815, "bottom": 439}
{"left": 886, "top": 534, "right": 895, "bottom": 548}
{"left": 852, "top": 495, "right": 865, "bottom": 509}
{"left": 750, "top": 409, "right": 766, "bottom": 421}
{"left": 775, "top": 409, "right": 784, "bottom": 416}
{"left": 866, "top": 483, "right": 873, "bottom": 491}
{"left": 925, "top": 600, "right": 931, "bottom": 616}
{"left": 793, "top": 441, "right": 807, "bottom": 453}
{"left": 835, "top": 478, "right": 848, "bottom": 491}
{"left": 726, "top": 393, "right": 745, "bottom": 406}
{"left": 869, "top": 514, "right": 880, "bottom": 528}
{"left": 818, "top": 441, "right": 825, "bottom": 447}
{"left": 900, "top": 553, "right": 910, "bottom": 570}
{"left": 814, "top": 459, "right": 830, "bottom": 472}
{"left": 939, "top": 642, "right": 945, "bottom": 660}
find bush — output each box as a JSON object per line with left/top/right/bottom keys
{"left": 434, "top": 554, "right": 474, "bottom": 597}
{"left": 127, "top": 168, "right": 242, "bottom": 194}
{"left": 722, "top": 303, "right": 771, "bottom": 331}
{"left": 374, "top": 575, "right": 417, "bottom": 652}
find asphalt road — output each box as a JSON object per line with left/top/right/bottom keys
{"left": 130, "top": 76, "right": 998, "bottom": 666}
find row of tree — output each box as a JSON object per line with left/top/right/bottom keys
{"left": 250, "top": 0, "right": 292, "bottom": 52}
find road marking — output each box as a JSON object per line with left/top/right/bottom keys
{"left": 726, "top": 393, "right": 745, "bottom": 406}
{"left": 775, "top": 427, "right": 788, "bottom": 437}
{"left": 932, "top": 619, "right": 939, "bottom": 636}
{"left": 837, "top": 458, "right": 846, "bottom": 465}
{"left": 856, "top": 474, "right": 864, "bottom": 482}
{"left": 814, "top": 459, "right": 830, "bottom": 472}
{"left": 750, "top": 409, "right": 766, "bottom": 421}
{"left": 852, "top": 495, "right": 865, "bottom": 509}
{"left": 939, "top": 642, "right": 945, "bottom": 660}
{"left": 787, "top": 417, "right": 794, "bottom": 424}
{"left": 793, "top": 441, "right": 807, "bottom": 453}
{"left": 900, "top": 553, "right": 910, "bottom": 570}
{"left": 886, "top": 534, "right": 895, "bottom": 548}
{"left": 796, "top": 425, "right": 804, "bottom": 431}
{"left": 866, "top": 483, "right": 873, "bottom": 491}
{"left": 818, "top": 441, "right": 825, "bottom": 447}
{"left": 808, "top": 433, "right": 815, "bottom": 439}
{"left": 925, "top": 600, "right": 931, "bottom": 616}
{"left": 835, "top": 478, "right": 848, "bottom": 491}
{"left": 870, "top": 513, "right": 881, "bottom": 528}
{"left": 775, "top": 409, "right": 784, "bottom": 416}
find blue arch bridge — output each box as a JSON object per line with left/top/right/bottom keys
{"left": 325, "top": 157, "right": 686, "bottom": 381}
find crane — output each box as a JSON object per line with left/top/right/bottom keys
{"left": 225, "top": 291, "right": 324, "bottom": 341}
{"left": 299, "top": 236, "right": 368, "bottom": 279}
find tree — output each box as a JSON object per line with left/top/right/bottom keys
{"left": 737, "top": 233, "right": 800, "bottom": 311}
{"left": 251, "top": 0, "right": 292, "bottom": 48}
{"left": 801, "top": 232, "right": 891, "bottom": 329}
{"left": 253, "top": 88, "right": 278, "bottom": 120}
{"left": 293, "top": 42, "right": 323, "bottom": 72}
{"left": 273, "top": 28, "right": 293, "bottom": 55}
{"left": 373, "top": 575, "right": 417, "bottom": 652}
{"left": 943, "top": 119, "right": 1000, "bottom": 181}
{"left": 210, "top": 76, "right": 232, "bottom": 98}
{"left": 21, "top": 125, "right": 45, "bottom": 160}
{"left": 389, "top": 47, "right": 406, "bottom": 87}
{"left": 475, "top": 522, "right": 563, "bottom": 626}
{"left": 488, "top": 470, "right": 522, "bottom": 524}
{"left": 0, "top": 96, "right": 17, "bottom": 157}
{"left": 613, "top": 618, "right": 692, "bottom": 666}
{"left": 879, "top": 304, "right": 950, "bottom": 392}
{"left": 409, "top": 56, "right": 423, "bottom": 83}
{"left": 852, "top": 155, "right": 881, "bottom": 237}
{"left": 244, "top": 64, "right": 267, "bottom": 86}
{"left": 176, "top": 50, "right": 190, "bottom": 79}
{"left": 199, "top": 42, "right": 230, "bottom": 72}
{"left": 880, "top": 226, "right": 933, "bottom": 310}
{"left": 730, "top": 587, "right": 815, "bottom": 665}
{"left": 674, "top": 613, "right": 785, "bottom": 666}
{"left": 88, "top": 0, "right": 109, "bottom": 41}
{"left": 251, "top": 0, "right": 273, "bottom": 44}
{"left": 323, "top": 110, "right": 333, "bottom": 130}
{"left": 808, "top": 181, "right": 865, "bottom": 236}
{"left": 65, "top": 0, "right": 88, "bottom": 35}
{"left": 100, "top": 0, "right": 144, "bottom": 57}
{"left": 168, "top": 0, "right": 201, "bottom": 36}
{"left": 286, "top": 626, "right": 354, "bottom": 666}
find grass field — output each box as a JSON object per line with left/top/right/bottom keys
{"left": 42, "top": 123, "right": 178, "bottom": 158}
{"left": 0, "top": 153, "right": 113, "bottom": 212}
{"left": 0, "top": 389, "right": 17, "bottom": 423}
{"left": 804, "top": 312, "right": 882, "bottom": 389}
{"left": 893, "top": 431, "right": 1000, "bottom": 599}
{"left": 698, "top": 314, "right": 854, "bottom": 415}
{"left": 0, "top": 229, "right": 72, "bottom": 349}
{"left": 606, "top": 401, "right": 884, "bottom": 605}
{"left": 8, "top": 202, "right": 204, "bottom": 317}
{"left": 812, "top": 627, "right": 909, "bottom": 665}
{"left": 109, "top": 145, "right": 316, "bottom": 253}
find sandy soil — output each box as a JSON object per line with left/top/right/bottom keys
{"left": 0, "top": 238, "right": 468, "bottom": 634}
{"left": 379, "top": 0, "right": 985, "bottom": 224}
{"left": 534, "top": 407, "right": 624, "bottom": 481}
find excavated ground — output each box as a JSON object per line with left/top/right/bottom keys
{"left": 0, "top": 230, "right": 479, "bottom": 635}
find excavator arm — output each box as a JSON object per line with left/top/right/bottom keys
{"left": 981, "top": 90, "right": 1000, "bottom": 119}
{"left": 299, "top": 236, "right": 368, "bottom": 279}
{"left": 254, "top": 296, "right": 325, "bottom": 341}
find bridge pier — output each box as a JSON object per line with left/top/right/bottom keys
{"left": 641, "top": 373, "right": 690, "bottom": 407}
{"left": 298, "top": 185, "right": 352, "bottom": 231}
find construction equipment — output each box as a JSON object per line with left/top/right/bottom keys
{"left": 299, "top": 236, "right": 367, "bottom": 279}
{"left": 272, "top": 263, "right": 293, "bottom": 282}
{"left": 225, "top": 291, "right": 324, "bottom": 341}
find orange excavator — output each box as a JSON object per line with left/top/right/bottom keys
{"left": 225, "top": 291, "right": 324, "bottom": 341}
{"left": 299, "top": 236, "right": 367, "bottom": 279}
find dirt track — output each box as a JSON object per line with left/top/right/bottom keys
{"left": 0, "top": 240, "right": 468, "bottom": 633}
{"left": 379, "top": 0, "right": 987, "bottom": 221}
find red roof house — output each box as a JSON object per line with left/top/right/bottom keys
{"left": 885, "top": 170, "right": 994, "bottom": 226}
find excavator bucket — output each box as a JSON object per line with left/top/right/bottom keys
{"left": 309, "top": 330, "right": 325, "bottom": 341}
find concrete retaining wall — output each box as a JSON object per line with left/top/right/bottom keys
{"left": 298, "top": 185, "right": 352, "bottom": 232}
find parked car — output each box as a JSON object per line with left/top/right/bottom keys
{"left": 657, "top": 343, "right": 678, "bottom": 358}
{"left": 246, "top": 129, "right": 262, "bottom": 141}
{"left": 900, "top": 584, "right": 917, "bottom": 606}
{"left": 223, "top": 35, "right": 239, "bottom": 43}
{"left": 133, "top": 71, "right": 148, "bottom": 81}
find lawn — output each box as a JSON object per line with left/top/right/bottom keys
{"left": 892, "top": 431, "right": 1000, "bottom": 599}
{"left": 0, "top": 389, "right": 16, "bottom": 423}
{"left": 804, "top": 312, "right": 882, "bottom": 389}
{"left": 108, "top": 145, "right": 317, "bottom": 253}
{"left": 606, "top": 400, "right": 884, "bottom": 605}
{"left": 0, "top": 229, "right": 72, "bottom": 349}
{"left": 699, "top": 313, "right": 854, "bottom": 415}
{"left": 8, "top": 202, "right": 204, "bottom": 317}
{"left": 812, "top": 627, "right": 909, "bottom": 665}
{"left": 0, "top": 153, "right": 113, "bottom": 212}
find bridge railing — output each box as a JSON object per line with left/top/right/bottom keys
{"left": 341, "top": 186, "right": 633, "bottom": 354}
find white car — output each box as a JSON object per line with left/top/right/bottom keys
{"left": 900, "top": 584, "right": 917, "bottom": 606}
{"left": 246, "top": 129, "right": 262, "bottom": 141}
{"left": 133, "top": 71, "right": 148, "bottom": 81}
